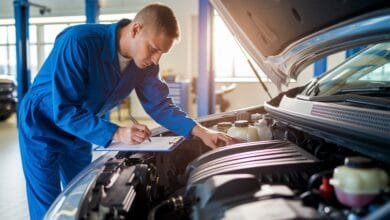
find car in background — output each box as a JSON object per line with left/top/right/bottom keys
{"left": 0, "top": 74, "right": 16, "bottom": 121}
{"left": 46, "top": 0, "right": 389, "bottom": 219}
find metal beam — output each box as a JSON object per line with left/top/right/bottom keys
{"left": 13, "top": 0, "right": 31, "bottom": 102}
{"left": 314, "top": 58, "right": 327, "bottom": 77}
{"left": 85, "top": 0, "right": 99, "bottom": 23}
{"left": 197, "top": 0, "right": 215, "bottom": 116}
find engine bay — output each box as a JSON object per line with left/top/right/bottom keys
{"left": 77, "top": 102, "right": 389, "bottom": 220}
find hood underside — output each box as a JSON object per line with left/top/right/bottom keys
{"left": 210, "top": 0, "right": 390, "bottom": 88}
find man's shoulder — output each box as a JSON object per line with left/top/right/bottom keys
{"left": 63, "top": 23, "right": 110, "bottom": 40}
{"left": 53, "top": 22, "right": 117, "bottom": 56}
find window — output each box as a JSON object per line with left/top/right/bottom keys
{"left": 29, "top": 25, "right": 38, "bottom": 78}
{"left": 213, "top": 14, "right": 268, "bottom": 81}
{"left": 42, "top": 24, "right": 70, "bottom": 60}
{"left": 316, "top": 43, "right": 390, "bottom": 96}
{"left": 359, "top": 64, "right": 390, "bottom": 81}
{"left": 0, "top": 26, "right": 16, "bottom": 76}
{"left": 0, "top": 14, "right": 134, "bottom": 81}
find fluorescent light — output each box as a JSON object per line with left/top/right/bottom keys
{"left": 99, "top": 13, "right": 136, "bottom": 20}
{"left": 31, "top": 16, "right": 86, "bottom": 24}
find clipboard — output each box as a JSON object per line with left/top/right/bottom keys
{"left": 94, "top": 136, "right": 184, "bottom": 152}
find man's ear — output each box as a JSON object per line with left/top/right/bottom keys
{"left": 131, "top": 23, "right": 142, "bottom": 38}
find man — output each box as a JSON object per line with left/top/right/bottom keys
{"left": 18, "top": 3, "right": 233, "bottom": 220}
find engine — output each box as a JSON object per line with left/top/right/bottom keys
{"left": 79, "top": 110, "right": 389, "bottom": 220}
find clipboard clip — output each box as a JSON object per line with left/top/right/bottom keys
{"left": 169, "top": 137, "right": 183, "bottom": 145}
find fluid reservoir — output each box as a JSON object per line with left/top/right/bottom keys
{"left": 330, "top": 157, "right": 389, "bottom": 208}
{"left": 254, "top": 115, "right": 272, "bottom": 140}
{"left": 216, "top": 122, "right": 233, "bottom": 133}
{"left": 227, "top": 120, "right": 260, "bottom": 142}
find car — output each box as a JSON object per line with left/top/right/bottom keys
{"left": 0, "top": 74, "right": 17, "bottom": 121}
{"left": 46, "top": 0, "right": 390, "bottom": 219}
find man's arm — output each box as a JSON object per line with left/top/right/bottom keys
{"left": 135, "top": 66, "right": 197, "bottom": 138}
{"left": 50, "top": 34, "right": 118, "bottom": 147}
{"left": 135, "top": 67, "right": 234, "bottom": 149}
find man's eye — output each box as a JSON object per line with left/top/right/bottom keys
{"left": 149, "top": 45, "right": 159, "bottom": 53}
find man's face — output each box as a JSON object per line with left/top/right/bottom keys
{"left": 129, "top": 23, "right": 175, "bottom": 69}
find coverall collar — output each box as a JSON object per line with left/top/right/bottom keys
{"left": 102, "top": 19, "right": 131, "bottom": 64}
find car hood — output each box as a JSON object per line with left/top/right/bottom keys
{"left": 210, "top": 0, "right": 390, "bottom": 89}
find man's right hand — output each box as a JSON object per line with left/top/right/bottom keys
{"left": 112, "top": 123, "right": 151, "bottom": 144}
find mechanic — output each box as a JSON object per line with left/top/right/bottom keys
{"left": 18, "top": 4, "right": 233, "bottom": 219}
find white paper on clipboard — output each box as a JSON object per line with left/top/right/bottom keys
{"left": 94, "top": 136, "right": 184, "bottom": 152}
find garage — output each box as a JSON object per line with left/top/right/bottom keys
{"left": 0, "top": 0, "right": 389, "bottom": 219}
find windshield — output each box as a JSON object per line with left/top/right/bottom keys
{"left": 306, "top": 43, "right": 390, "bottom": 96}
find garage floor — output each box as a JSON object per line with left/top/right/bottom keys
{"left": 0, "top": 111, "right": 157, "bottom": 219}
{"left": 0, "top": 114, "right": 28, "bottom": 220}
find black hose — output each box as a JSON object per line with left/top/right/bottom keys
{"left": 148, "top": 196, "right": 188, "bottom": 220}
{"left": 307, "top": 170, "right": 333, "bottom": 190}
{"left": 148, "top": 200, "right": 170, "bottom": 220}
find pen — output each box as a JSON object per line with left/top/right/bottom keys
{"left": 129, "top": 115, "right": 152, "bottom": 142}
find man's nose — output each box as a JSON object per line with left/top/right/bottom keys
{"left": 151, "top": 52, "right": 162, "bottom": 65}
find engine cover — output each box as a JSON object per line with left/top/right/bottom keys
{"left": 185, "top": 140, "right": 329, "bottom": 220}
{"left": 186, "top": 140, "right": 328, "bottom": 191}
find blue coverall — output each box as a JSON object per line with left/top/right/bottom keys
{"left": 18, "top": 19, "right": 196, "bottom": 220}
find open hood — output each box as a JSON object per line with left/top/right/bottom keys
{"left": 210, "top": 0, "right": 390, "bottom": 88}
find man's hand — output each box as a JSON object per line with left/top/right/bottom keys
{"left": 113, "top": 123, "right": 151, "bottom": 144}
{"left": 191, "top": 124, "right": 238, "bottom": 149}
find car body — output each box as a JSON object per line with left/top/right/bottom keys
{"left": 46, "top": 0, "right": 390, "bottom": 219}
{"left": 0, "top": 74, "right": 17, "bottom": 121}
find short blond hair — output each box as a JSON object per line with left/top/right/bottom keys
{"left": 134, "top": 3, "right": 180, "bottom": 41}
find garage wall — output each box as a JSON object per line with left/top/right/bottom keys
{"left": 214, "top": 65, "right": 314, "bottom": 113}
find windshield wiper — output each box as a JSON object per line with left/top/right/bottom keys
{"left": 309, "top": 94, "right": 390, "bottom": 110}
{"left": 334, "top": 86, "right": 390, "bottom": 95}
{"left": 305, "top": 78, "right": 321, "bottom": 96}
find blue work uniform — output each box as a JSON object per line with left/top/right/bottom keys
{"left": 18, "top": 19, "right": 196, "bottom": 220}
